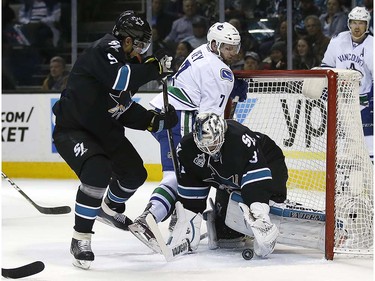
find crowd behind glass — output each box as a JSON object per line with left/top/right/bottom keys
{"left": 2, "top": 0, "right": 372, "bottom": 92}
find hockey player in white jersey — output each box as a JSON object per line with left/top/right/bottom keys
{"left": 321, "top": 6, "right": 373, "bottom": 160}
{"left": 129, "top": 22, "right": 248, "bottom": 247}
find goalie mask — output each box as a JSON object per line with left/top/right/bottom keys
{"left": 113, "top": 10, "right": 151, "bottom": 54}
{"left": 347, "top": 7, "right": 371, "bottom": 39}
{"left": 193, "top": 113, "right": 227, "bottom": 156}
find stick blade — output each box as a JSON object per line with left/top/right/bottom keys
{"left": 37, "top": 205, "right": 71, "bottom": 215}
{"left": 2, "top": 261, "right": 45, "bottom": 279}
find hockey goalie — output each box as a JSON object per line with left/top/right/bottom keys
{"left": 167, "top": 113, "right": 287, "bottom": 258}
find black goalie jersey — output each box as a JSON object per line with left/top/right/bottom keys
{"left": 176, "top": 120, "right": 287, "bottom": 214}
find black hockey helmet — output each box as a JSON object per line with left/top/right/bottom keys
{"left": 112, "top": 10, "right": 151, "bottom": 54}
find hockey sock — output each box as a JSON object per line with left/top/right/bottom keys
{"left": 149, "top": 185, "right": 177, "bottom": 222}
{"left": 74, "top": 189, "right": 102, "bottom": 233}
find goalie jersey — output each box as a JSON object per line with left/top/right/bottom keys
{"left": 176, "top": 120, "right": 285, "bottom": 214}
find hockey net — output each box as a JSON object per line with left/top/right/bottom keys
{"left": 233, "top": 69, "right": 373, "bottom": 260}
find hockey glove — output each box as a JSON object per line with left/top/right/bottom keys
{"left": 154, "top": 49, "right": 173, "bottom": 71}
{"left": 144, "top": 50, "right": 173, "bottom": 76}
{"left": 147, "top": 104, "right": 178, "bottom": 133}
{"left": 230, "top": 78, "right": 248, "bottom": 102}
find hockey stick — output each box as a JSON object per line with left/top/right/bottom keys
{"left": 2, "top": 261, "right": 45, "bottom": 279}
{"left": 229, "top": 96, "right": 239, "bottom": 119}
{"left": 2, "top": 172, "right": 71, "bottom": 215}
{"left": 160, "top": 78, "right": 181, "bottom": 180}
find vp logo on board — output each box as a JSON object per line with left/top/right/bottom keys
{"left": 234, "top": 98, "right": 257, "bottom": 124}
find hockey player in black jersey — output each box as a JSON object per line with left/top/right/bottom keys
{"left": 52, "top": 10, "right": 178, "bottom": 269}
{"left": 166, "top": 113, "right": 288, "bottom": 258}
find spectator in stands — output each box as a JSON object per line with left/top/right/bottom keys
{"left": 18, "top": 0, "right": 62, "bottom": 48}
{"left": 164, "top": 0, "right": 184, "bottom": 18}
{"left": 164, "top": 0, "right": 202, "bottom": 49}
{"left": 262, "top": 41, "right": 287, "bottom": 70}
{"left": 304, "top": 15, "right": 331, "bottom": 62}
{"left": 150, "top": 0, "right": 177, "bottom": 41}
{"left": 292, "top": 36, "right": 320, "bottom": 69}
{"left": 364, "top": 0, "right": 373, "bottom": 34}
{"left": 182, "top": 15, "right": 208, "bottom": 49}
{"left": 175, "top": 41, "right": 193, "bottom": 58}
{"left": 228, "top": 17, "right": 256, "bottom": 53}
{"left": 173, "top": 55, "right": 187, "bottom": 72}
{"left": 299, "top": 0, "right": 321, "bottom": 18}
{"left": 41, "top": 56, "right": 69, "bottom": 91}
{"left": 196, "top": 0, "right": 218, "bottom": 22}
{"left": 230, "top": 45, "right": 246, "bottom": 70}
{"left": 294, "top": 0, "right": 321, "bottom": 33}
{"left": 259, "top": 19, "right": 288, "bottom": 60}
{"left": 224, "top": 0, "right": 252, "bottom": 20}
{"left": 319, "top": 0, "right": 348, "bottom": 37}
{"left": 2, "top": 0, "right": 17, "bottom": 90}
{"left": 151, "top": 25, "right": 171, "bottom": 54}
{"left": 243, "top": 51, "right": 262, "bottom": 70}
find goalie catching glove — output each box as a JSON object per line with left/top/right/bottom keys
{"left": 147, "top": 104, "right": 178, "bottom": 133}
{"left": 144, "top": 49, "right": 173, "bottom": 76}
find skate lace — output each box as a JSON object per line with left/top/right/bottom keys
{"left": 114, "top": 213, "right": 128, "bottom": 225}
{"left": 77, "top": 240, "right": 92, "bottom": 252}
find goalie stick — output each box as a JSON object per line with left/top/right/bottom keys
{"left": 2, "top": 261, "right": 45, "bottom": 279}
{"left": 145, "top": 213, "right": 190, "bottom": 262}
{"left": 2, "top": 172, "right": 71, "bottom": 215}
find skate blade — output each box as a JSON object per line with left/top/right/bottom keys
{"left": 72, "top": 258, "right": 92, "bottom": 270}
{"left": 129, "top": 223, "right": 162, "bottom": 254}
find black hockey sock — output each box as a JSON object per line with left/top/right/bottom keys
{"left": 74, "top": 189, "right": 102, "bottom": 234}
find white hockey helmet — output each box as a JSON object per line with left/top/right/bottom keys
{"left": 347, "top": 6, "right": 371, "bottom": 33}
{"left": 193, "top": 113, "right": 227, "bottom": 156}
{"left": 207, "top": 22, "right": 241, "bottom": 55}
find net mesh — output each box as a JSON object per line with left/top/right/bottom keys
{"left": 234, "top": 69, "right": 373, "bottom": 256}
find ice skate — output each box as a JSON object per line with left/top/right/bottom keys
{"left": 96, "top": 197, "right": 133, "bottom": 231}
{"left": 128, "top": 203, "right": 162, "bottom": 253}
{"left": 70, "top": 231, "right": 94, "bottom": 269}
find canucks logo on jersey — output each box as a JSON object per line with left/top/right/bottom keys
{"left": 220, "top": 68, "right": 234, "bottom": 82}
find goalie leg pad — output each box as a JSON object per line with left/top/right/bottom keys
{"left": 167, "top": 202, "right": 202, "bottom": 252}
{"left": 225, "top": 192, "right": 254, "bottom": 236}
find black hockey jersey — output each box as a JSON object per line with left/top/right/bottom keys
{"left": 52, "top": 33, "right": 161, "bottom": 146}
{"left": 176, "top": 120, "right": 285, "bottom": 213}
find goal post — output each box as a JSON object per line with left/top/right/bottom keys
{"left": 232, "top": 69, "right": 373, "bottom": 260}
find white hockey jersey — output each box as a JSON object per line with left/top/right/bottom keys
{"left": 150, "top": 44, "right": 235, "bottom": 115}
{"left": 321, "top": 31, "right": 373, "bottom": 96}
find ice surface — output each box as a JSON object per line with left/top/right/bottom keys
{"left": 1, "top": 179, "right": 373, "bottom": 281}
